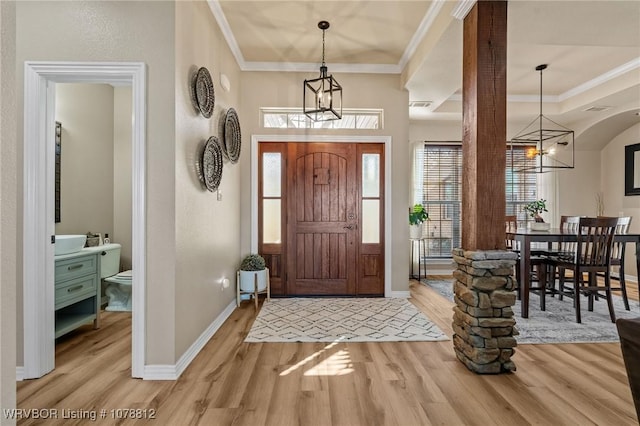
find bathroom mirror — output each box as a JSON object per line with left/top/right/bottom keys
{"left": 55, "top": 121, "right": 61, "bottom": 222}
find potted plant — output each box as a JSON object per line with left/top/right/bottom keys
{"left": 409, "top": 204, "right": 429, "bottom": 239}
{"left": 523, "top": 199, "right": 550, "bottom": 231}
{"left": 239, "top": 253, "right": 268, "bottom": 292}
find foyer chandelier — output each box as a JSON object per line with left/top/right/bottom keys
{"left": 510, "top": 64, "right": 574, "bottom": 172}
{"left": 303, "top": 21, "right": 343, "bottom": 121}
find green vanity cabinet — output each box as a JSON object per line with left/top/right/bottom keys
{"left": 54, "top": 251, "right": 101, "bottom": 338}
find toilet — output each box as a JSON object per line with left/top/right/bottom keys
{"left": 98, "top": 243, "right": 132, "bottom": 312}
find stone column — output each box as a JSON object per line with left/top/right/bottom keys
{"left": 452, "top": 248, "right": 518, "bottom": 374}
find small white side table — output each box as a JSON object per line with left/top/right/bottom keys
{"left": 236, "top": 267, "right": 271, "bottom": 310}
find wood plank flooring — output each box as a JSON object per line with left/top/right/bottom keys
{"left": 17, "top": 279, "right": 639, "bottom": 425}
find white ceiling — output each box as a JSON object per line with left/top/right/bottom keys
{"left": 209, "top": 0, "right": 640, "bottom": 148}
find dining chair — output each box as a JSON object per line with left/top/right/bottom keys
{"left": 547, "top": 215, "right": 581, "bottom": 299}
{"left": 599, "top": 216, "right": 632, "bottom": 310}
{"left": 543, "top": 216, "right": 618, "bottom": 323}
{"left": 505, "top": 215, "right": 548, "bottom": 306}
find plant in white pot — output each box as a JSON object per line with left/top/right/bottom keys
{"left": 239, "top": 254, "right": 268, "bottom": 292}
{"left": 409, "top": 204, "right": 429, "bottom": 239}
{"left": 524, "top": 199, "right": 550, "bottom": 231}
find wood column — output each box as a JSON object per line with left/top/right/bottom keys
{"left": 461, "top": 1, "right": 507, "bottom": 250}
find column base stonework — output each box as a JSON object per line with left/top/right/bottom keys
{"left": 452, "top": 248, "right": 518, "bottom": 374}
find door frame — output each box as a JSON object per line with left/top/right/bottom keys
{"left": 251, "top": 135, "right": 392, "bottom": 297}
{"left": 23, "top": 62, "right": 146, "bottom": 379}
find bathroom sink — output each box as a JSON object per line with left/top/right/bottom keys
{"left": 54, "top": 235, "right": 87, "bottom": 255}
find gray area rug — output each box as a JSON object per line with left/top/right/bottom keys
{"left": 422, "top": 278, "right": 640, "bottom": 344}
{"left": 245, "top": 297, "right": 449, "bottom": 343}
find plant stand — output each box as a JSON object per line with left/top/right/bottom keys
{"left": 236, "top": 268, "right": 270, "bottom": 310}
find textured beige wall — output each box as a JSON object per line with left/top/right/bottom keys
{"left": 15, "top": 1, "right": 176, "bottom": 365}
{"left": 557, "top": 150, "right": 602, "bottom": 216}
{"left": 113, "top": 86, "right": 133, "bottom": 270}
{"left": 239, "top": 72, "right": 410, "bottom": 292}
{"left": 1, "top": 0, "right": 17, "bottom": 420}
{"left": 174, "top": 1, "right": 241, "bottom": 358}
{"left": 54, "top": 83, "right": 115, "bottom": 238}
{"left": 601, "top": 122, "right": 640, "bottom": 279}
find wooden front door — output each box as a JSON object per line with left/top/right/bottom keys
{"left": 258, "top": 142, "right": 384, "bottom": 296}
{"left": 287, "top": 143, "right": 358, "bottom": 295}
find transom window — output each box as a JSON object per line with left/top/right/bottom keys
{"left": 261, "top": 108, "right": 383, "bottom": 130}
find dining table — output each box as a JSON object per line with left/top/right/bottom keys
{"left": 506, "top": 227, "right": 640, "bottom": 318}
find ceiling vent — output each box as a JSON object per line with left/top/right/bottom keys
{"left": 583, "top": 105, "right": 612, "bottom": 112}
{"left": 409, "top": 101, "right": 432, "bottom": 108}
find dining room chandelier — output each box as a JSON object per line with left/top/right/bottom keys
{"left": 303, "top": 20, "right": 343, "bottom": 121}
{"left": 510, "top": 64, "right": 574, "bottom": 173}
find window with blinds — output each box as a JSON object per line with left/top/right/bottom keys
{"left": 414, "top": 143, "right": 536, "bottom": 258}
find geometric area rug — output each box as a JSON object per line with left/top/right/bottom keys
{"left": 245, "top": 297, "right": 449, "bottom": 343}
{"left": 422, "top": 278, "right": 640, "bottom": 345}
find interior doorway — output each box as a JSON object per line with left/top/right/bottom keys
{"left": 258, "top": 141, "right": 385, "bottom": 296}
{"left": 22, "top": 62, "right": 146, "bottom": 379}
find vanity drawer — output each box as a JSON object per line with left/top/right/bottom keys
{"left": 55, "top": 254, "right": 98, "bottom": 283}
{"left": 55, "top": 274, "right": 97, "bottom": 310}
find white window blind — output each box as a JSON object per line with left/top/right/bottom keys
{"left": 414, "top": 143, "right": 537, "bottom": 257}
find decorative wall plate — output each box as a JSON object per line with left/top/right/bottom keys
{"left": 223, "top": 107, "right": 241, "bottom": 163}
{"left": 202, "top": 136, "right": 223, "bottom": 191}
{"left": 194, "top": 67, "right": 215, "bottom": 118}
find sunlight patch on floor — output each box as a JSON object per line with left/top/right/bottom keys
{"left": 279, "top": 338, "right": 353, "bottom": 376}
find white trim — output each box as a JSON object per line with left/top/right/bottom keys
{"left": 451, "top": 0, "right": 477, "bottom": 20}
{"left": 242, "top": 61, "right": 401, "bottom": 74}
{"left": 143, "top": 300, "right": 236, "bottom": 380}
{"left": 559, "top": 57, "right": 640, "bottom": 102}
{"left": 251, "top": 135, "right": 393, "bottom": 297}
{"left": 23, "top": 62, "right": 146, "bottom": 379}
{"left": 398, "top": 0, "right": 446, "bottom": 70}
{"left": 22, "top": 64, "right": 55, "bottom": 379}
{"left": 207, "top": 0, "right": 246, "bottom": 70}
{"left": 391, "top": 291, "right": 411, "bottom": 299}
{"left": 448, "top": 57, "right": 640, "bottom": 104}
{"left": 16, "top": 367, "right": 24, "bottom": 382}
{"left": 424, "top": 268, "right": 455, "bottom": 276}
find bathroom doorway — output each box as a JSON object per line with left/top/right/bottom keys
{"left": 22, "top": 62, "right": 146, "bottom": 379}
{"left": 53, "top": 82, "right": 133, "bottom": 343}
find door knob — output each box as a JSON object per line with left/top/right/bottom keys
{"left": 343, "top": 224, "right": 355, "bottom": 230}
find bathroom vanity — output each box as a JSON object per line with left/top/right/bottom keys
{"left": 54, "top": 250, "right": 101, "bottom": 338}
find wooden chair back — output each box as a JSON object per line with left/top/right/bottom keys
{"left": 610, "top": 216, "right": 632, "bottom": 264}
{"left": 505, "top": 215, "right": 518, "bottom": 251}
{"left": 575, "top": 217, "right": 618, "bottom": 268}
{"left": 559, "top": 215, "right": 581, "bottom": 253}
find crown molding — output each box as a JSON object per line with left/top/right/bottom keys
{"left": 558, "top": 57, "right": 640, "bottom": 102}
{"left": 448, "top": 57, "right": 640, "bottom": 104}
{"left": 398, "top": 0, "right": 447, "bottom": 70}
{"left": 241, "top": 61, "right": 401, "bottom": 74}
{"left": 451, "top": 0, "right": 476, "bottom": 20}
{"left": 207, "top": 1, "right": 247, "bottom": 69}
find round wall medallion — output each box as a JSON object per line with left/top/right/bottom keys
{"left": 202, "top": 136, "right": 223, "bottom": 191}
{"left": 194, "top": 67, "right": 215, "bottom": 118}
{"left": 223, "top": 108, "right": 241, "bottom": 163}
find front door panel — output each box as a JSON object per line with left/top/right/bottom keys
{"left": 286, "top": 143, "right": 358, "bottom": 295}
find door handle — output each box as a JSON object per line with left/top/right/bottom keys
{"left": 343, "top": 224, "right": 355, "bottom": 230}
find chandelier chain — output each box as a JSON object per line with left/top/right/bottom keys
{"left": 322, "top": 28, "right": 326, "bottom": 66}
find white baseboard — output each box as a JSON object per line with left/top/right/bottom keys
{"left": 424, "top": 268, "right": 454, "bottom": 276}
{"left": 624, "top": 274, "right": 638, "bottom": 283}
{"left": 391, "top": 291, "right": 410, "bottom": 298}
{"left": 143, "top": 300, "right": 236, "bottom": 380}
{"left": 16, "top": 366, "right": 24, "bottom": 381}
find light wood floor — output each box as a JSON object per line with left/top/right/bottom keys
{"left": 17, "top": 279, "right": 639, "bottom": 425}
